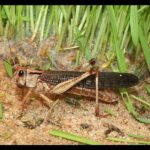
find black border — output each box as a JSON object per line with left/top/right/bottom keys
{"left": 0, "top": 145, "right": 148, "bottom": 149}
{"left": 1, "top": 0, "right": 150, "bottom": 5}
{"left": 0, "top": 2, "right": 149, "bottom": 149}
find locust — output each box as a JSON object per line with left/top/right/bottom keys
{"left": 11, "top": 58, "right": 139, "bottom": 117}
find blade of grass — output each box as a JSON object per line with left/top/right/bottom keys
{"left": 29, "top": 5, "right": 34, "bottom": 32}
{"left": 92, "top": 13, "right": 108, "bottom": 58}
{"left": 53, "top": 6, "right": 60, "bottom": 35}
{"left": 121, "top": 91, "right": 136, "bottom": 115}
{"left": 118, "top": 7, "right": 130, "bottom": 50}
{"left": 0, "top": 102, "right": 3, "bottom": 120}
{"left": 25, "top": 5, "right": 30, "bottom": 35}
{"left": 89, "top": 6, "right": 102, "bottom": 45}
{"left": 146, "top": 86, "right": 150, "bottom": 95}
{"left": 117, "top": 6, "right": 129, "bottom": 42}
{"left": 121, "top": 23, "right": 130, "bottom": 49}
{"left": 104, "top": 108, "right": 117, "bottom": 117}
{"left": 60, "top": 6, "right": 67, "bottom": 20}
{"left": 85, "top": 6, "right": 97, "bottom": 42}
{"left": 3, "top": 6, "right": 12, "bottom": 24}
{"left": 138, "top": 6, "right": 149, "bottom": 13}
{"left": 56, "top": 6, "right": 73, "bottom": 50}
{"left": 130, "top": 94, "right": 150, "bottom": 108}
{"left": 58, "top": 12, "right": 63, "bottom": 36}
{"left": 121, "top": 92, "right": 150, "bottom": 124}
{"left": 31, "top": 5, "right": 45, "bottom": 41}
{"left": 44, "top": 6, "right": 55, "bottom": 39}
{"left": 40, "top": 5, "right": 48, "bottom": 41}
{"left": 75, "top": 5, "right": 80, "bottom": 26}
{"left": 134, "top": 117, "right": 150, "bottom": 124}
{"left": 3, "top": 60, "right": 13, "bottom": 78}
{"left": 0, "top": 6, "right": 4, "bottom": 36}
{"left": 107, "top": 6, "right": 127, "bottom": 72}
{"left": 49, "top": 129, "right": 101, "bottom": 145}
{"left": 67, "top": 17, "right": 74, "bottom": 45}
{"left": 16, "top": 5, "right": 24, "bottom": 39}
{"left": 107, "top": 136, "right": 150, "bottom": 145}
{"left": 128, "top": 134, "right": 146, "bottom": 139}
{"left": 75, "top": 50, "right": 80, "bottom": 66}
{"left": 74, "top": 27, "right": 91, "bottom": 61}
{"left": 139, "top": 25, "right": 150, "bottom": 71}
{"left": 130, "top": 6, "right": 139, "bottom": 46}
{"left": 78, "top": 6, "right": 89, "bottom": 31}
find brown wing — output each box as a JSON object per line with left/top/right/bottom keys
{"left": 39, "top": 71, "right": 139, "bottom": 89}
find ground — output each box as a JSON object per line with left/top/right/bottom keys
{"left": 0, "top": 60, "right": 150, "bottom": 145}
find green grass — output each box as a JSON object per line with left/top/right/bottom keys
{"left": 0, "top": 102, "right": 4, "bottom": 120}
{"left": 130, "top": 6, "right": 139, "bottom": 46}
{"left": 48, "top": 129, "right": 150, "bottom": 145}
{"left": 49, "top": 129, "right": 101, "bottom": 145}
{"left": 146, "top": 86, "right": 150, "bottom": 95}
{"left": 104, "top": 108, "right": 117, "bottom": 117}
{"left": 4, "top": 59, "right": 13, "bottom": 78}
{"left": 128, "top": 133, "right": 146, "bottom": 139}
{"left": 107, "top": 136, "right": 150, "bottom": 145}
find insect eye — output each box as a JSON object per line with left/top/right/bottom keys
{"left": 18, "top": 70, "right": 24, "bottom": 76}
{"left": 89, "top": 58, "right": 97, "bottom": 66}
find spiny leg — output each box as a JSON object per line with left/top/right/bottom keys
{"left": 39, "top": 93, "right": 52, "bottom": 107}
{"left": 95, "top": 71, "right": 99, "bottom": 116}
{"left": 21, "top": 88, "right": 33, "bottom": 107}
{"left": 39, "top": 94, "right": 60, "bottom": 125}
{"left": 94, "top": 65, "right": 110, "bottom": 117}
{"left": 17, "top": 88, "right": 33, "bottom": 118}
{"left": 89, "top": 58, "right": 101, "bottom": 116}
{"left": 43, "top": 99, "right": 60, "bottom": 125}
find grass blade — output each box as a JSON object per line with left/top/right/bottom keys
{"left": 4, "top": 60, "right": 13, "bottom": 78}
{"left": 92, "top": 12, "right": 107, "bottom": 58}
{"left": 128, "top": 134, "right": 145, "bottom": 139}
{"left": 29, "top": 6, "right": 34, "bottom": 32}
{"left": 107, "top": 6, "right": 127, "bottom": 72}
{"left": 135, "top": 117, "right": 150, "bottom": 124}
{"left": 130, "top": 94, "right": 150, "bottom": 108}
{"left": 31, "top": 5, "right": 45, "bottom": 41}
{"left": 0, "top": 102, "right": 3, "bottom": 120}
{"left": 56, "top": 6, "right": 73, "bottom": 50}
{"left": 49, "top": 129, "right": 101, "bottom": 145}
{"left": 121, "top": 92, "right": 150, "bottom": 124}
{"left": 146, "top": 86, "right": 150, "bottom": 95}
{"left": 139, "top": 25, "right": 150, "bottom": 71}
{"left": 75, "top": 27, "right": 91, "bottom": 61}
{"left": 44, "top": 6, "right": 55, "bottom": 39}
{"left": 107, "top": 136, "right": 150, "bottom": 145}
{"left": 104, "top": 108, "right": 117, "bottom": 117}
{"left": 121, "top": 91, "right": 136, "bottom": 115}
{"left": 130, "top": 6, "right": 139, "bottom": 46}
{"left": 40, "top": 5, "right": 48, "bottom": 41}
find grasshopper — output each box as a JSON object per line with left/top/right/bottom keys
{"left": 12, "top": 58, "right": 139, "bottom": 117}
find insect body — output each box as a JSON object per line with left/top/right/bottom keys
{"left": 14, "top": 66, "right": 139, "bottom": 104}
